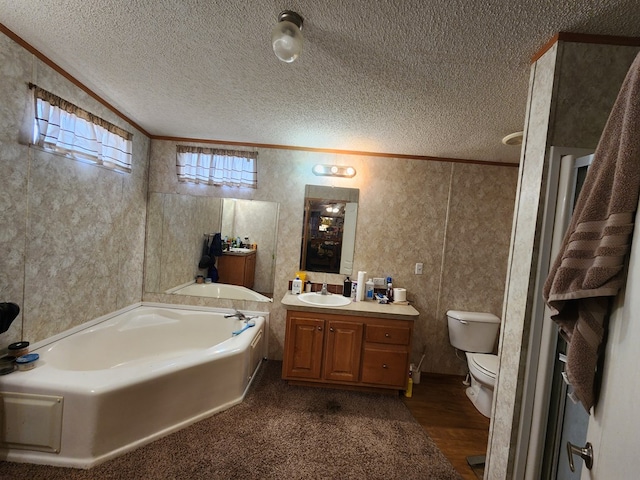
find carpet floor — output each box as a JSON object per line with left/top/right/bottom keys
{"left": 0, "top": 360, "right": 462, "bottom": 480}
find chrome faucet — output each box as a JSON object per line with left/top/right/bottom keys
{"left": 320, "top": 282, "right": 328, "bottom": 295}
{"left": 225, "top": 310, "right": 248, "bottom": 323}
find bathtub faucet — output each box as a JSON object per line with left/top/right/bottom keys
{"left": 225, "top": 310, "right": 249, "bottom": 323}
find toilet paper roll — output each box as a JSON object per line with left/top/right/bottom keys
{"left": 356, "top": 271, "right": 367, "bottom": 302}
{"left": 393, "top": 288, "right": 407, "bottom": 303}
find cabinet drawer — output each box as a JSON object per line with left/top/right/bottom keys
{"left": 360, "top": 347, "right": 408, "bottom": 388}
{"left": 365, "top": 324, "right": 411, "bottom": 345}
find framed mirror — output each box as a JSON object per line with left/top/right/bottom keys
{"left": 144, "top": 193, "right": 279, "bottom": 299}
{"left": 300, "top": 185, "right": 359, "bottom": 275}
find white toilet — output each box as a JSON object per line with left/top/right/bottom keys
{"left": 447, "top": 310, "right": 501, "bottom": 418}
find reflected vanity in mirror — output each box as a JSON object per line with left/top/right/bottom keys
{"left": 300, "top": 185, "right": 359, "bottom": 275}
{"left": 144, "top": 193, "right": 279, "bottom": 300}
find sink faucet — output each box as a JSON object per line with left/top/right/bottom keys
{"left": 321, "top": 283, "right": 328, "bottom": 295}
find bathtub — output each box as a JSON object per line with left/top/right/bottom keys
{"left": 167, "top": 281, "right": 272, "bottom": 302}
{"left": 0, "top": 303, "right": 267, "bottom": 468}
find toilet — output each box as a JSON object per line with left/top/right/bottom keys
{"left": 446, "top": 310, "right": 501, "bottom": 418}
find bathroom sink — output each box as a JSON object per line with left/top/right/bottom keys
{"left": 297, "top": 292, "right": 351, "bottom": 307}
{"left": 228, "top": 247, "right": 253, "bottom": 253}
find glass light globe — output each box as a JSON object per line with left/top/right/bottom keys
{"left": 272, "top": 20, "right": 303, "bottom": 63}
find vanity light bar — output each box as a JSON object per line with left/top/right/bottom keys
{"left": 312, "top": 164, "right": 356, "bottom": 178}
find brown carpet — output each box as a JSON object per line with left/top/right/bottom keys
{"left": 0, "top": 361, "right": 461, "bottom": 480}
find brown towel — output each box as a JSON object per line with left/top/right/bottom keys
{"left": 543, "top": 52, "right": 640, "bottom": 412}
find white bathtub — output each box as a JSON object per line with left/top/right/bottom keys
{"left": 0, "top": 303, "right": 267, "bottom": 468}
{"left": 167, "top": 281, "right": 272, "bottom": 302}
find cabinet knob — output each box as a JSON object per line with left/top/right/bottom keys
{"left": 318, "top": 326, "right": 322, "bottom": 331}
{"left": 385, "top": 333, "right": 390, "bottom": 338}
{"left": 330, "top": 327, "right": 334, "bottom": 332}
{"left": 382, "top": 364, "right": 388, "bottom": 369}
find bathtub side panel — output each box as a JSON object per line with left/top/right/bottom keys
{"left": 91, "top": 353, "right": 246, "bottom": 460}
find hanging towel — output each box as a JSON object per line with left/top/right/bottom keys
{"left": 198, "top": 237, "right": 212, "bottom": 269}
{"left": 543, "top": 52, "right": 640, "bottom": 412}
{"left": 0, "top": 302, "right": 20, "bottom": 334}
{"left": 210, "top": 233, "right": 223, "bottom": 257}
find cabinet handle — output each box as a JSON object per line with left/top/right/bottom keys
{"left": 330, "top": 327, "right": 334, "bottom": 332}
{"left": 382, "top": 364, "right": 388, "bottom": 369}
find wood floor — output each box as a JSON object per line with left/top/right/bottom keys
{"left": 403, "top": 372, "right": 490, "bottom": 480}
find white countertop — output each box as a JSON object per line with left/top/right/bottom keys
{"left": 281, "top": 292, "right": 419, "bottom": 320}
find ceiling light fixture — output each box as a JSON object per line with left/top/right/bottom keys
{"left": 312, "top": 164, "right": 356, "bottom": 178}
{"left": 271, "top": 10, "right": 304, "bottom": 63}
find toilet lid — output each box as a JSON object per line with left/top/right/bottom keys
{"left": 469, "top": 353, "right": 498, "bottom": 378}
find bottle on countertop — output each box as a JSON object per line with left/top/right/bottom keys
{"left": 386, "top": 277, "right": 394, "bottom": 302}
{"left": 291, "top": 276, "right": 303, "bottom": 295}
{"left": 365, "top": 279, "right": 374, "bottom": 301}
{"left": 343, "top": 277, "right": 352, "bottom": 297}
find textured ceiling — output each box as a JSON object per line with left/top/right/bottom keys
{"left": 2, "top": 1, "right": 640, "bottom": 163}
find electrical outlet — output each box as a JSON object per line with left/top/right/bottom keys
{"left": 415, "top": 263, "right": 424, "bottom": 275}
{"left": 373, "top": 277, "right": 386, "bottom": 287}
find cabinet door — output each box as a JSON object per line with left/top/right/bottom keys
{"left": 323, "top": 320, "right": 363, "bottom": 383}
{"left": 283, "top": 315, "right": 325, "bottom": 380}
{"left": 217, "top": 255, "right": 244, "bottom": 286}
{"left": 243, "top": 252, "right": 256, "bottom": 289}
{"left": 361, "top": 345, "right": 408, "bottom": 388}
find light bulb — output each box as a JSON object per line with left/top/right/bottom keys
{"left": 272, "top": 11, "right": 304, "bottom": 63}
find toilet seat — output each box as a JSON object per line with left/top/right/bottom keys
{"left": 466, "top": 352, "right": 498, "bottom": 386}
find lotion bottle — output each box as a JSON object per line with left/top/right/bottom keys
{"left": 291, "top": 276, "right": 303, "bottom": 295}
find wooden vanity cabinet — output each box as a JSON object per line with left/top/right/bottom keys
{"left": 217, "top": 251, "right": 256, "bottom": 288}
{"left": 283, "top": 310, "right": 413, "bottom": 392}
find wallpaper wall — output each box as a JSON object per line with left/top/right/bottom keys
{"left": 144, "top": 140, "right": 518, "bottom": 374}
{"left": 0, "top": 32, "right": 150, "bottom": 347}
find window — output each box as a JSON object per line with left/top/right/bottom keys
{"left": 176, "top": 146, "right": 257, "bottom": 188}
{"left": 31, "top": 85, "right": 133, "bottom": 173}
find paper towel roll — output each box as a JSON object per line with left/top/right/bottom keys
{"left": 393, "top": 288, "right": 407, "bottom": 302}
{"left": 356, "top": 271, "right": 366, "bottom": 302}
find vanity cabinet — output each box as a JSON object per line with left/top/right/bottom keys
{"left": 217, "top": 251, "right": 256, "bottom": 288}
{"left": 282, "top": 310, "right": 412, "bottom": 392}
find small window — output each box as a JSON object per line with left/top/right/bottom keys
{"left": 31, "top": 85, "right": 133, "bottom": 173}
{"left": 176, "top": 146, "right": 257, "bottom": 189}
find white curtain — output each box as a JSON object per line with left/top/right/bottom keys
{"left": 176, "top": 146, "right": 257, "bottom": 188}
{"left": 33, "top": 88, "right": 132, "bottom": 173}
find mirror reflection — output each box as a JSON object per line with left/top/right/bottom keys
{"left": 300, "top": 185, "right": 359, "bottom": 275}
{"left": 144, "top": 193, "right": 279, "bottom": 298}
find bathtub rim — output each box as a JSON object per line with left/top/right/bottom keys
{"left": 19, "top": 301, "right": 270, "bottom": 355}
{"left": 164, "top": 280, "right": 273, "bottom": 302}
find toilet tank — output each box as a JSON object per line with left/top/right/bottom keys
{"left": 447, "top": 310, "right": 501, "bottom": 353}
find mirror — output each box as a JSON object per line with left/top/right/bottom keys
{"left": 144, "top": 193, "right": 279, "bottom": 298}
{"left": 300, "top": 185, "right": 359, "bottom": 275}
